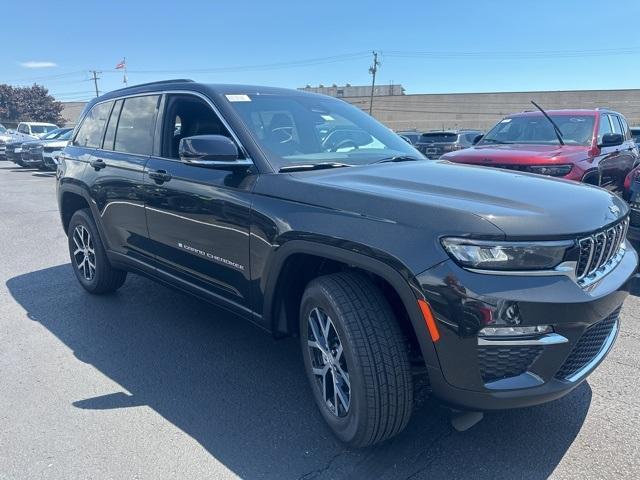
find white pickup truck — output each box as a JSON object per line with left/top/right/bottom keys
{"left": 12, "top": 122, "right": 59, "bottom": 142}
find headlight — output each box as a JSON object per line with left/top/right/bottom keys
{"left": 441, "top": 238, "right": 574, "bottom": 271}
{"left": 526, "top": 165, "right": 572, "bottom": 177}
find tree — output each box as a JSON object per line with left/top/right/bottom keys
{"left": 0, "top": 84, "right": 64, "bottom": 125}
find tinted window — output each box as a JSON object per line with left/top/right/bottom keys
{"left": 103, "top": 99, "right": 123, "bottom": 150}
{"left": 420, "top": 133, "right": 458, "bottom": 143}
{"left": 114, "top": 95, "right": 159, "bottom": 155}
{"left": 609, "top": 115, "right": 622, "bottom": 135}
{"left": 161, "top": 95, "right": 231, "bottom": 159}
{"left": 73, "top": 102, "right": 113, "bottom": 148}
{"left": 597, "top": 114, "right": 613, "bottom": 143}
{"left": 618, "top": 115, "right": 631, "bottom": 141}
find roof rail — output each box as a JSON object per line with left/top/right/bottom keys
{"left": 108, "top": 79, "right": 194, "bottom": 94}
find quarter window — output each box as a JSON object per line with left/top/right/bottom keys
{"left": 73, "top": 101, "right": 113, "bottom": 148}
{"left": 113, "top": 95, "right": 160, "bottom": 155}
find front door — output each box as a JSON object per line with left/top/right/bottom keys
{"left": 144, "top": 93, "right": 256, "bottom": 311}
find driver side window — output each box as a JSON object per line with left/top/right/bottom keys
{"left": 598, "top": 115, "right": 613, "bottom": 144}
{"left": 161, "top": 94, "right": 234, "bottom": 160}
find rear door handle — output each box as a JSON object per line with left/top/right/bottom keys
{"left": 148, "top": 169, "right": 172, "bottom": 184}
{"left": 89, "top": 158, "right": 106, "bottom": 170}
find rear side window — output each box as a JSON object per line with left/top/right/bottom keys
{"left": 618, "top": 115, "right": 632, "bottom": 141}
{"left": 73, "top": 102, "right": 113, "bottom": 148}
{"left": 113, "top": 95, "right": 160, "bottom": 155}
{"left": 103, "top": 99, "right": 123, "bottom": 150}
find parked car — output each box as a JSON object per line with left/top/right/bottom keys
{"left": 415, "top": 129, "right": 483, "bottom": 158}
{"left": 0, "top": 124, "right": 11, "bottom": 159}
{"left": 630, "top": 127, "right": 640, "bottom": 145}
{"left": 41, "top": 129, "right": 74, "bottom": 170}
{"left": 57, "top": 80, "right": 636, "bottom": 448}
{"left": 5, "top": 140, "right": 27, "bottom": 165}
{"left": 395, "top": 130, "right": 422, "bottom": 145}
{"left": 442, "top": 109, "right": 638, "bottom": 194}
{"left": 11, "top": 121, "right": 59, "bottom": 142}
{"left": 21, "top": 128, "right": 73, "bottom": 169}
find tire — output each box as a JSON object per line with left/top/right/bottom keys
{"left": 67, "top": 208, "right": 127, "bottom": 294}
{"left": 300, "top": 271, "right": 413, "bottom": 448}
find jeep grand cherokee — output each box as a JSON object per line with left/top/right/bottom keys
{"left": 442, "top": 109, "right": 638, "bottom": 193}
{"left": 57, "top": 80, "right": 637, "bottom": 447}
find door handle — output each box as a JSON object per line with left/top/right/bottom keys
{"left": 148, "top": 169, "right": 172, "bottom": 184}
{"left": 89, "top": 158, "right": 106, "bottom": 171}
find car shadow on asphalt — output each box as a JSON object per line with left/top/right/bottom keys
{"left": 7, "top": 264, "right": 591, "bottom": 480}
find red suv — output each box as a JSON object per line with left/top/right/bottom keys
{"left": 442, "top": 109, "right": 639, "bottom": 194}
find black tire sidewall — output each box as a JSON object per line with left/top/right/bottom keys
{"left": 300, "top": 282, "right": 368, "bottom": 445}
{"left": 67, "top": 209, "right": 105, "bottom": 292}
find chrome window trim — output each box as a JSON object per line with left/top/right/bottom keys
{"left": 81, "top": 89, "right": 253, "bottom": 165}
{"left": 564, "top": 320, "right": 619, "bottom": 383}
{"left": 477, "top": 333, "right": 568, "bottom": 347}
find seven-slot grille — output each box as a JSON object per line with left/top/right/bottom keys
{"left": 575, "top": 218, "right": 628, "bottom": 283}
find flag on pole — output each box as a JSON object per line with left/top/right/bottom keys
{"left": 115, "top": 59, "right": 126, "bottom": 69}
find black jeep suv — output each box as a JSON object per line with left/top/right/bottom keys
{"left": 57, "top": 80, "right": 637, "bottom": 447}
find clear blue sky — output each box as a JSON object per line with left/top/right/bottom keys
{"left": 2, "top": 0, "right": 640, "bottom": 101}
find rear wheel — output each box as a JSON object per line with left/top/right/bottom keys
{"left": 67, "top": 209, "right": 127, "bottom": 294}
{"left": 300, "top": 271, "right": 413, "bottom": 447}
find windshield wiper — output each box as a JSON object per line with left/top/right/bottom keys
{"left": 279, "top": 162, "right": 352, "bottom": 173}
{"left": 531, "top": 100, "right": 565, "bottom": 146}
{"left": 373, "top": 155, "right": 423, "bottom": 164}
{"left": 481, "top": 138, "right": 510, "bottom": 144}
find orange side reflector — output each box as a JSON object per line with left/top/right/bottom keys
{"left": 418, "top": 299, "right": 440, "bottom": 343}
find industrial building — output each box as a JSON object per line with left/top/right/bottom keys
{"left": 61, "top": 88, "right": 640, "bottom": 132}
{"left": 299, "top": 83, "right": 405, "bottom": 97}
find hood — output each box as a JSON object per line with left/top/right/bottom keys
{"left": 442, "top": 144, "right": 588, "bottom": 165}
{"left": 278, "top": 160, "right": 627, "bottom": 239}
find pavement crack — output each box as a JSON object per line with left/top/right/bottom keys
{"left": 297, "top": 449, "right": 351, "bottom": 480}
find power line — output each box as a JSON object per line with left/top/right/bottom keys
{"left": 384, "top": 47, "right": 640, "bottom": 59}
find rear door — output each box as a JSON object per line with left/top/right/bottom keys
{"left": 143, "top": 93, "right": 255, "bottom": 311}
{"left": 80, "top": 94, "right": 160, "bottom": 263}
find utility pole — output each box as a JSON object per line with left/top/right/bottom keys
{"left": 90, "top": 70, "right": 101, "bottom": 97}
{"left": 368, "top": 51, "right": 380, "bottom": 115}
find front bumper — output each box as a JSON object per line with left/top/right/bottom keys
{"left": 415, "top": 244, "right": 636, "bottom": 411}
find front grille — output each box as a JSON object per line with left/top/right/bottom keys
{"left": 575, "top": 218, "right": 628, "bottom": 284}
{"left": 555, "top": 307, "right": 620, "bottom": 380}
{"left": 478, "top": 345, "right": 543, "bottom": 383}
{"left": 630, "top": 208, "right": 640, "bottom": 227}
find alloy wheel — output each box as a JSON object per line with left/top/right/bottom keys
{"left": 72, "top": 225, "right": 96, "bottom": 281}
{"left": 307, "top": 307, "right": 351, "bottom": 417}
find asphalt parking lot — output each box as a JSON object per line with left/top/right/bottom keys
{"left": 0, "top": 163, "right": 639, "bottom": 480}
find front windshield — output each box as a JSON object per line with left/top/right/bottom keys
{"left": 224, "top": 93, "right": 420, "bottom": 168}
{"left": 42, "top": 128, "right": 66, "bottom": 139}
{"left": 58, "top": 130, "right": 73, "bottom": 140}
{"left": 31, "top": 125, "right": 57, "bottom": 134}
{"left": 481, "top": 114, "right": 595, "bottom": 146}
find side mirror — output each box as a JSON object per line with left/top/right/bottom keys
{"left": 599, "top": 133, "right": 624, "bottom": 148}
{"left": 179, "top": 135, "right": 251, "bottom": 170}
{"left": 472, "top": 134, "right": 483, "bottom": 145}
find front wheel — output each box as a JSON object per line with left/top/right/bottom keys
{"left": 300, "top": 271, "right": 413, "bottom": 448}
